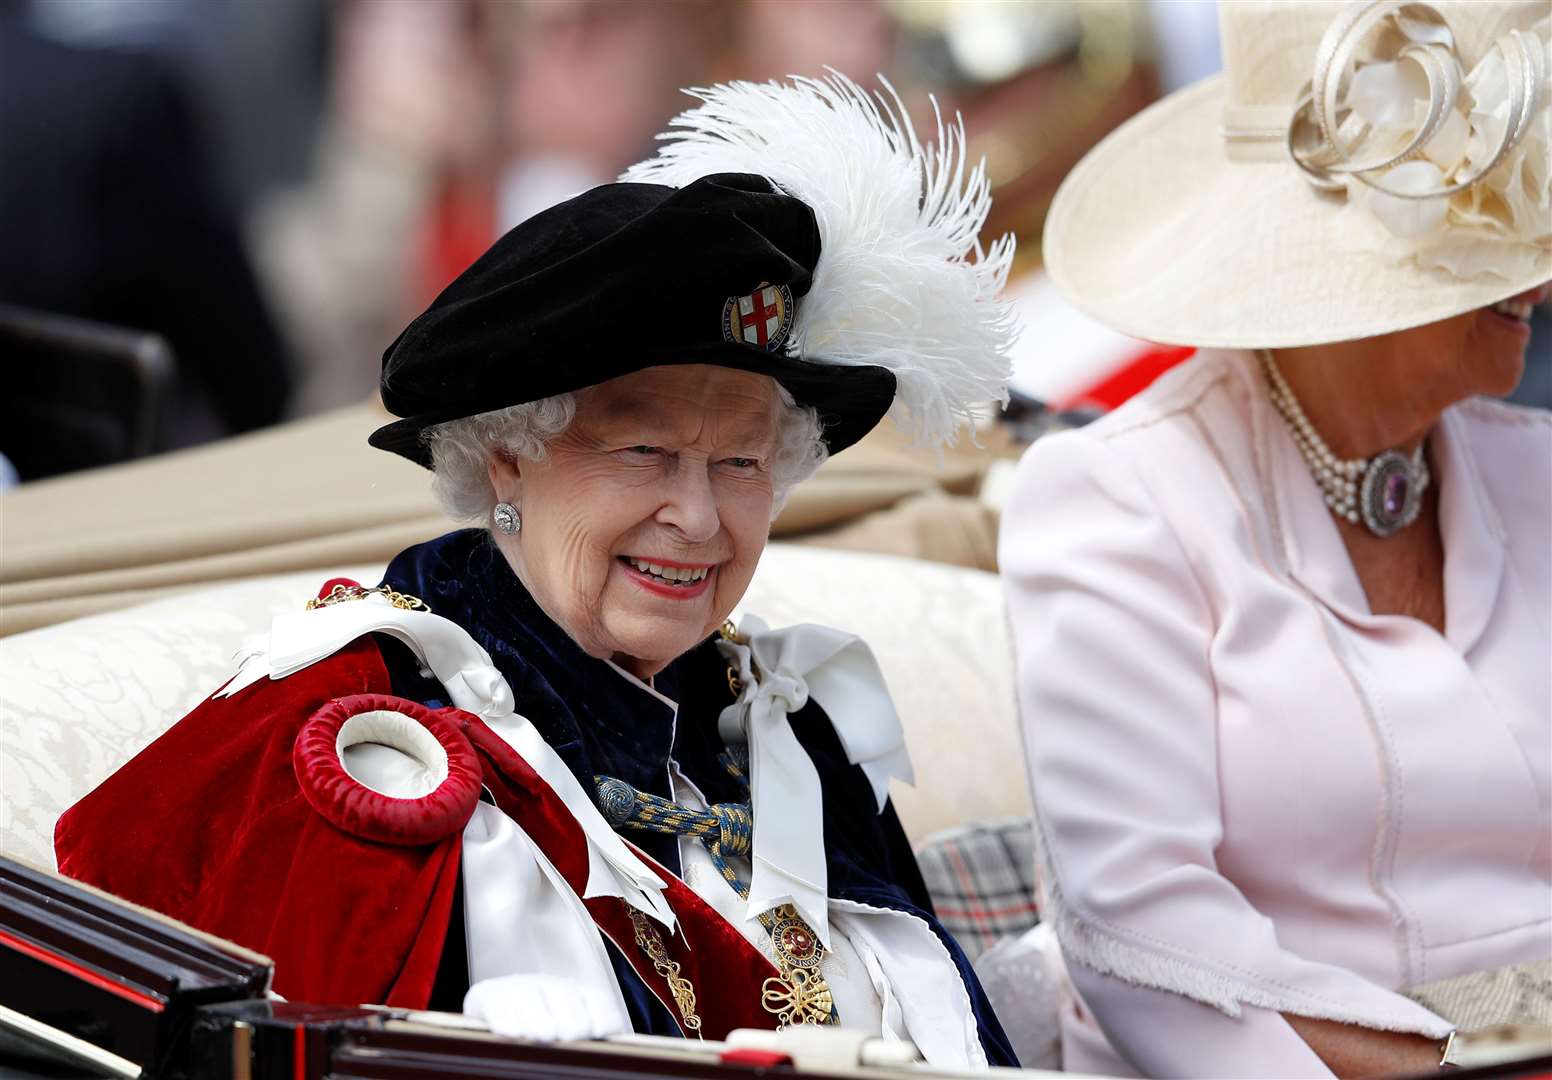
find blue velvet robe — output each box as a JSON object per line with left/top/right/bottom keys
{"left": 378, "top": 529, "right": 1016, "bottom": 1065}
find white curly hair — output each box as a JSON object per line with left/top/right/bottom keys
{"left": 425, "top": 383, "right": 827, "bottom": 524}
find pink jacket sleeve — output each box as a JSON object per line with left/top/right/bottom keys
{"left": 999, "top": 429, "right": 1450, "bottom": 1075}
{"left": 1067, "top": 963, "right": 1332, "bottom": 1079}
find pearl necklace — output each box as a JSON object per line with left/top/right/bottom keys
{"left": 1260, "top": 351, "right": 1429, "bottom": 539}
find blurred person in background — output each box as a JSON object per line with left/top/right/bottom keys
{"left": 710, "top": 0, "right": 896, "bottom": 87}
{"left": 496, "top": 0, "right": 720, "bottom": 233}
{"left": 0, "top": 0, "right": 291, "bottom": 476}
{"left": 1144, "top": 0, "right": 1220, "bottom": 93}
{"left": 265, "top": 0, "right": 905, "bottom": 420}
{"left": 999, "top": 1, "right": 1550, "bottom": 1075}
{"left": 251, "top": 0, "right": 496, "bottom": 417}
{"left": 260, "top": 0, "right": 722, "bottom": 417}
{"left": 496, "top": 0, "right": 895, "bottom": 238}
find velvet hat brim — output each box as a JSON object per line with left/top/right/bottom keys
{"left": 369, "top": 173, "right": 896, "bottom": 467}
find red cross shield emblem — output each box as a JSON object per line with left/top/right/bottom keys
{"left": 722, "top": 282, "right": 794, "bottom": 351}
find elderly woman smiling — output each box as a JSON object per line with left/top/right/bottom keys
{"left": 430, "top": 366, "right": 826, "bottom": 680}
{"left": 55, "top": 76, "right": 1019, "bottom": 1067}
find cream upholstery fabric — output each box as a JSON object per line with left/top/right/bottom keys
{"left": 0, "top": 544, "right": 1026, "bottom": 870}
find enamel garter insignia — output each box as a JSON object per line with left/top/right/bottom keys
{"left": 722, "top": 282, "right": 793, "bottom": 351}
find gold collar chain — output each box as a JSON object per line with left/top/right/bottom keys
{"left": 628, "top": 900, "right": 838, "bottom": 1032}
{"left": 720, "top": 620, "right": 749, "bottom": 695}
{"left": 627, "top": 909, "right": 703, "bottom": 1038}
{"left": 304, "top": 583, "right": 430, "bottom": 613}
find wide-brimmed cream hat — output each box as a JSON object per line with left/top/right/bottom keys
{"left": 1044, "top": 0, "right": 1551, "bottom": 349}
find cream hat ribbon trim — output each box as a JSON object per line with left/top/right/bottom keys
{"left": 1222, "top": 0, "right": 1550, "bottom": 238}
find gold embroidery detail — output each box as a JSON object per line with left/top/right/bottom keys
{"left": 628, "top": 909, "right": 703, "bottom": 1039}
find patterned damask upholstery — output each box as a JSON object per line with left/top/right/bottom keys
{"left": 0, "top": 544, "right": 1031, "bottom": 870}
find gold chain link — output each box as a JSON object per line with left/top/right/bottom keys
{"left": 719, "top": 620, "right": 747, "bottom": 695}
{"left": 627, "top": 909, "right": 703, "bottom": 1038}
{"left": 305, "top": 583, "right": 430, "bottom": 613}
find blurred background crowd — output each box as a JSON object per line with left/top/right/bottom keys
{"left": 0, "top": 0, "right": 1545, "bottom": 487}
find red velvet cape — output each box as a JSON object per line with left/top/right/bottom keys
{"left": 54, "top": 636, "right": 782, "bottom": 1036}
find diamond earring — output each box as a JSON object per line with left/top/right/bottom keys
{"left": 492, "top": 502, "right": 521, "bottom": 535}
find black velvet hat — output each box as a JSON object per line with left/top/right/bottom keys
{"left": 370, "top": 172, "right": 897, "bottom": 467}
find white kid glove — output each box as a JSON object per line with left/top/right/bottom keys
{"left": 463, "top": 973, "right": 632, "bottom": 1042}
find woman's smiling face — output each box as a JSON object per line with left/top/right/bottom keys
{"left": 488, "top": 365, "right": 780, "bottom": 678}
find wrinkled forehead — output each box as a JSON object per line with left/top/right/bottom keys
{"left": 578, "top": 365, "right": 781, "bottom": 445}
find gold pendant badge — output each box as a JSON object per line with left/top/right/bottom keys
{"left": 720, "top": 282, "right": 794, "bottom": 352}
{"left": 760, "top": 905, "right": 837, "bottom": 1028}
{"left": 762, "top": 966, "right": 836, "bottom": 1027}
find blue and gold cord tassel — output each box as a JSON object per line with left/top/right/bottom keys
{"left": 593, "top": 765, "right": 752, "bottom": 896}
{"left": 594, "top": 747, "right": 837, "bottom": 1026}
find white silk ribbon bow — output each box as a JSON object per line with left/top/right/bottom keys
{"left": 217, "top": 596, "right": 677, "bottom": 929}
{"left": 716, "top": 615, "right": 914, "bottom": 950}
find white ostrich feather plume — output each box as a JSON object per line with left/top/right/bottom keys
{"left": 621, "top": 72, "right": 1016, "bottom": 448}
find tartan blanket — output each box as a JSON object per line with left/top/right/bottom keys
{"left": 915, "top": 817, "right": 1039, "bottom": 962}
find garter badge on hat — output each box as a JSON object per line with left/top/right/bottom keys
{"left": 722, "top": 282, "right": 794, "bottom": 351}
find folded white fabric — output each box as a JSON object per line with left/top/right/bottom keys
{"left": 464, "top": 973, "right": 631, "bottom": 1042}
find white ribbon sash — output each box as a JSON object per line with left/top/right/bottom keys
{"left": 217, "top": 596, "right": 676, "bottom": 929}
{"left": 219, "top": 598, "right": 915, "bottom": 956}
{"left": 717, "top": 615, "right": 914, "bottom": 949}
{"left": 461, "top": 800, "right": 633, "bottom": 1029}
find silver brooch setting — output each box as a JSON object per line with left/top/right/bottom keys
{"left": 1358, "top": 448, "right": 1427, "bottom": 538}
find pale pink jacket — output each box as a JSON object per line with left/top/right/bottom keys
{"left": 999, "top": 349, "right": 1551, "bottom": 1078}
